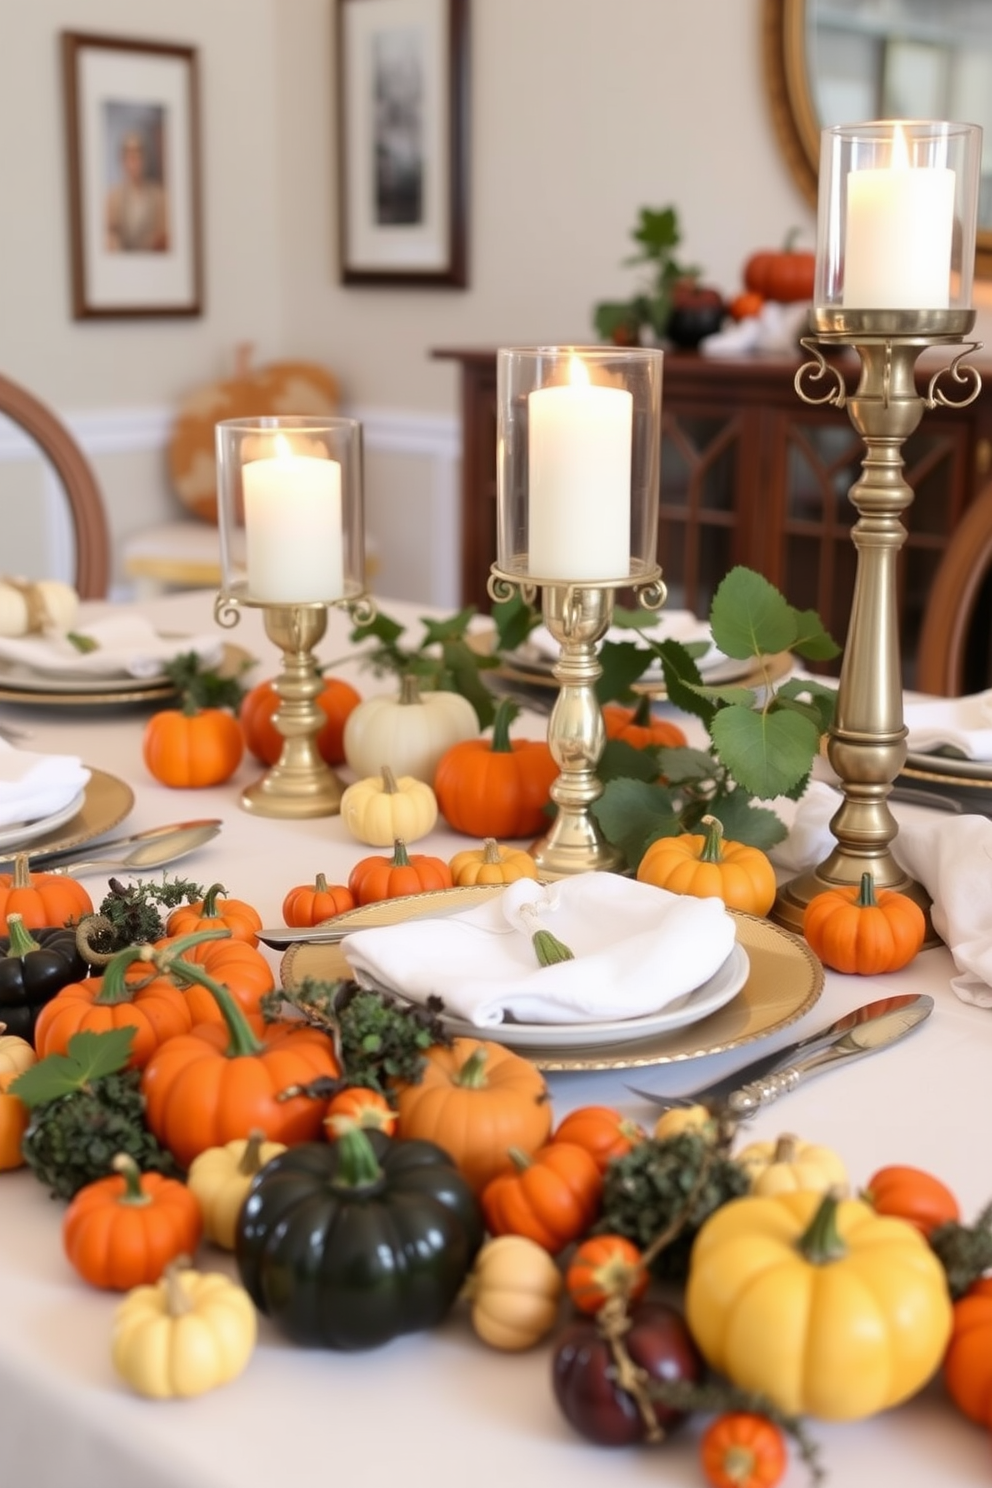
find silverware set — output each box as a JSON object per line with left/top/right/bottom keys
{"left": 1, "top": 818, "right": 222, "bottom": 876}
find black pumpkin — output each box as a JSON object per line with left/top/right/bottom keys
{"left": 0, "top": 913, "right": 87, "bottom": 1041}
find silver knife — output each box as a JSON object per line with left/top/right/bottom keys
{"left": 625, "top": 992, "right": 933, "bottom": 1114}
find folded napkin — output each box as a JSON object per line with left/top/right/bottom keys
{"left": 0, "top": 614, "right": 225, "bottom": 679}
{"left": 903, "top": 692, "right": 992, "bottom": 761}
{"left": 526, "top": 609, "right": 728, "bottom": 676}
{"left": 341, "top": 873, "right": 738, "bottom": 1027}
{"left": 0, "top": 739, "right": 90, "bottom": 829}
{"left": 771, "top": 780, "right": 992, "bottom": 1008}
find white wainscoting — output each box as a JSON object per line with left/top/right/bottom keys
{"left": 0, "top": 404, "right": 462, "bottom": 607}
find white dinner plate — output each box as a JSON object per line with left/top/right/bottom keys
{"left": 423, "top": 940, "right": 750, "bottom": 1051}
{"left": 904, "top": 749, "right": 992, "bottom": 781}
{"left": 0, "top": 659, "right": 176, "bottom": 697}
{"left": 0, "top": 789, "right": 87, "bottom": 853}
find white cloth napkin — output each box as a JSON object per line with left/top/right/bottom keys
{"left": 903, "top": 692, "right": 992, "bottom": 761}
{"left": 0, "top": 614, "right": 225, "bottom": 679}
{"left": 771, "top": 780, "right": 992, "bottom": 1008}
{"left": 341, "top": 872, "right": 738, "bottom": 1027}
{"left": 0, "top": 739, "right": 90, "bottom": 829}
{"left": 526, "top": 609, "right": 728, "bottom": 676}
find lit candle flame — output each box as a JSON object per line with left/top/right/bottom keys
{"left": 567, "top": 355, "right": 590, "bottom": 388}
{"left": 274, "top": 432, "right": 293, "bottom": 460}
{"left": 891, "top": 122, "right": 910, "bottom": 170}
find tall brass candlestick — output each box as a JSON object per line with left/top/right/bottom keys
{"left": 773, "top": 308, "right": 982, "bottom": 933}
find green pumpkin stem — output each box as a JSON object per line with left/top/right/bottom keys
{"left": 4, "top": 912, "right": 41, "bottom": 959}
{"left": 111, "top": 1152, "right": 153, "bottom": 1206}
{"left": 796, "top": 1189, "right": 848, "bottom": 1265}
{"left": 399, "top": 674, "right": 422, "bottom": 706}
{"left": 856, "top": 872, "right": 878, "bottom": 908}
{"left": 95, "top": 927, "right": 230, "bottom": 1004}
{"left": 11, "top": 854, "right": 33, "bottom": 890}
{"left": 199, "top": 883, "right": 228, "bottom": 918}
{"left": 314, "top": 872, "right": 328, "bottom": 894}
{"left": 632, "top": 693, "right": 653, "bottom": 727}
{"left": 531, "top": 928, "right": 575, "bottom": 966}
{"left": 508, "top": 1147, "right": 533, "bottom": 1171}
{"left": 143, "top": 938, "right": 265, "bottom": 1058}
{"left": 238, "top": 1129, "right": 268, "bottom": 1176}
{"left": 698, "top": 815, "right": 726, "bottom": 864}
{"left": 455, "top": 1047, "right": 490, "bottom": 1088}
{"left": 331, "top": 1125, "right": 384, "bottom": 1189}
{"left": 391, "top": 839, "right": 412, "bottom": 868}
{"left": 490, "top": 698, "right": 519, "bottom": 754}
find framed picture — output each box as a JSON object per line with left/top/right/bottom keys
{"left": 336, "top": 0, "right": 469, "bottom": 287}
{"left": 61, "top": 32, "right": 203, "bottom": 319}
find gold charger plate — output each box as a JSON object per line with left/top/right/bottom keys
{"left": 2, "top": 769, "right": 134, "bottom": 862}
{"left": 280, "top": 891, "right": 824, "bottom": 1073}
{"left": 0, "top": 642, "right": 253, "bottom": 708}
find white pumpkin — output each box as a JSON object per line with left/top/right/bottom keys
{"left": 343, "top": 674, "right": 479, "bottom": 783}
{"left": 0, "top": 578, "right": 79, "bottom": 636}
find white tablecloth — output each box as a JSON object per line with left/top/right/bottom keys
{"left": 0, "top": 589, "right": 988, "bottom": 1488}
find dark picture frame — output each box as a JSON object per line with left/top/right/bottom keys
{"left": 62, "top": 31, "right": 204, "bottom": 319}
{"left": 336, "top": 0, "right": 468, "bottom": 287}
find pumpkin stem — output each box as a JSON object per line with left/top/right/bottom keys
{"left": 94, "top": 927, "right": 230, "bottom": 1003}
{"left": 142, "top": 939, "right": 265, "bottom": 1059}
{"left": 399, "top": 674, "right": 422, "bottom": 706}
{"left": 632, "top": 693, "right": 653, "bottom": 728}
{"left": 314, "top": 873, "right": 328, "bottom": 894}
{"left": 455, "top": 1046, "right": 490, "bottom": 1089}
{"left": 75, "top": 914, "right": 118, "bottom": 969}
{"left": 773, "top": 1134, "right": 799, "bottom": 1163}
{"left": 490, "top": 698, "right": 519, "bottom": 754}
{"left": 508, "top": 1147, "right": 533, "bottom": 1171}
{"left": 481, "top": 838, "right": 502, "bottom": 865}
{"left": 111, "top": 1152, "right": 153, "bottom": 1207}
{"left": 330, "top": 1125, "right": 385, "bottom": 1191}
{"left": 856, "top": 872, "right": 878, "bottom": 909}
{"left": 237, "top": 1129, "right": 268, "bottom": 1176}
{"left": 199, "top": 883, "right": 228, "bottom": 918}
{"left": 11, "top": 854, "right": 32, "bottom": 891}
{"left": 518, "top": 899, "right": 574, "bottom": 967}
{"left": 795, "top": 1188, "right": 848, "bottom": 1265}
{"left": 698, "top": 815, "right": 726, "bottom": 864}
{"left": 391, "top": 838, "right": 412, "bottom": 868}
{"left": 381, "top": 764, "right": 399, "bottom": 795}
{"left": 4, "top": 912, "right": 40, "bottom": 959}
{"left": 162, "top": 1257, "right": 194, "bottom": 1317}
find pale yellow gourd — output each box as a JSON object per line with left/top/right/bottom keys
{"left": 738, "top": 1132, "right": 848, "bottom": 1197}
{"left": 0, "top": 1025, "right": 36, "bottom": 1079}
{"left": 343, "top": 674, "right": 478, "bottom": 784}
{"left": 339, "top": 764, "right": 439, "bottom": 846}
{"left": 112, "top": 1261, "right": 257, "bottom": 1399}
{"left": 464, "top": 1234, "right": 563, "bottom": 1351}
{"left": 653, "top": 1103, "right": 716, "bottom": 1142}
{"left": 187, "top": 1130, "right": 287, "bottom": 1250}
{"left": 0, "top": 578, "right": 79, "bottom": 636}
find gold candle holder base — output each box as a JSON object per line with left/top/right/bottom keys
{"left": 771, "top": 309, "right": 982, "bottom": 940}
{"left": 489, "top": 565, "right": 666, "bottom": 878}
{"left": 214, "top": 586, "right": 375, "bottom": 819}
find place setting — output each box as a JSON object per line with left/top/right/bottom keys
{"left": 0, "top": 736, "right": 135, "bottom": 863}
{"left": 897, "top": 690, "right": 992, "bottom": 812}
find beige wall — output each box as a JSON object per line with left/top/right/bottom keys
{"left": 3, "top": 0, "right": 987, "bottom": 601}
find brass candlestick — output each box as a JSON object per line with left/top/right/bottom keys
{"left": 489, "top": 565, "right": 666, "bottom": 878}
{"left": 215, "top": 586, "right": 374, "bottom": 818}
{"left": 773, "top": 307, "right": 982, "bottom": 933}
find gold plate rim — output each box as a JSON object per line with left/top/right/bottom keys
{"left": 0, "top": 642, "right": 253, "bottom": 708}
{"left": 0, "top": 768, "right": 134, "bottom": 862}
{"left": 280, "top": 893, "right": 824, "bottom": 1073}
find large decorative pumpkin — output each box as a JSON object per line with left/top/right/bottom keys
{"left": 168, "top": 348, "right": 339, "bottom": 523}
{"left": 743, "top": 234, "right": 816, "bottom": 303}
{"left": 433, "top": 699, "right": 558, "bottom": 840}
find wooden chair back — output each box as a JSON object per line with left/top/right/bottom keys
{"left": 916, "top": 478, "right": 992, "bottom": 697}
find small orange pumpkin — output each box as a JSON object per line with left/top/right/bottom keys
{"left": 802, "top": 872, "right": 926, "bottom": 975}
{"left": 33, "top": 951, "right": 195, "bottom": 1070}
{"left": 565, "top": 1234, "right": 649, "bottom": 1314}
{"left": 143, "top": 707, "right": 244, "bottom": 789}
{"left": 0, "top": 854, "right": 93, "bottom": 935}
{"left": 743, "top": 232, "right": 815, "bottom": 303}
{"left": 347, "top": 838, "right": 453, "bottom": 906}
{"left": 324, "top": 1086, "right": 397, "bottom": 1137}
{"left": 62, "top": 1153, "right": 203, "bottom": 1291}
{"left": 864, "top": 1164, "right": 960, "bottom": 1238}
{"left": 481, "top": 1141, "right": 603, "bottom": 1254}
{"left": 602, "top": 697, "right": 687, "bottom": 751}
{"left": 944, "top": 1276, "right": 992, "bottom": 1427}
{"left": 0, "top": 1069, "right": 29, "bottom": 1170}
{"left": 636, "top": 814, "right": 776, "bottom": 916}
{"left": 282, "top": 874, "right": 356, "bottom": 928}
{"left": 241, "top": 674, "right": 360, "bottom": 768}
{"left": 166, "top": 884, "right": 262, "bottom": 948}
{"left": 552, "top": 1105, "right": 644, "bottom": 1173}
{"left": 448, "top": 838, "right": 538, "bottom": 887}
{"left": 433, "top": 699, "right": 558, "bottom": 840}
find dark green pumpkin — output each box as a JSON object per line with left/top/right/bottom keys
{"left": 235, "top": 1127, "right": 483, "bottom": 1350}
{"left": 0, "top": 913, "right": 87, "bottom": 1041}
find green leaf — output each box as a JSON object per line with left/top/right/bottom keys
{"left": 596, "top": 640, "right": 656, "bottom": 704}
{"left": 710, "top": 704, "right": 821, "bottom": 799}
{"left": 611, "top": 606, "right": 658, "bottom": 633}
{"left": 653, "top": 745, "right": 719, "bottom": 785}
{"left": 788, "top": 606, "right": 842, "bottom": 661}
{"left": 438, "top": 647, "right": 496, "bottom": 729}
{"left": 776, "top": 675, "right": 837, "bottom": 733}
{"left": 652, "top": 641, "right": 716, "bottom": 727}
{"left": 598, "top": 738, "right": 660, "bottom": 785}
{"left": 350, "top": 611, "right": 405, "bottom": 647}
{"left": 707, "top": 791, "right": 789, "bottom": 850}
{"left": 710, "top": 567, "right": 798, "bottom": 660}
{"left": 419, "top": 607, "right": 477, "bottom": 647}
{"left": 492, "top": 593, "right": 538, "bottom": 653}
{"left": 10, "top": 1027, "right": 136, "bottom": 1110}
{"left": 592, "top": 778, "right": 682, "bottom": 871}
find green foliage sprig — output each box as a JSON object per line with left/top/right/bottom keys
{"left": 592, "top": 204, "right": 700, "bottom": 344}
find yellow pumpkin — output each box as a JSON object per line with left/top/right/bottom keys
{"left": 448, "top": 838, "right": 538, "bottom": 887}
{"left": 112, "top": 1260, "right": 257, "bottom": 1398}
{"left": 464, "top": 1233, "right": 563, "bottom": 1351}
{"left": 339, "top": 764, "right": 439, "bottom": 846}
{"left": 685, "top": 1189, "right": 952, "bottom": 1421}
{"left": 0, "top": 1026, "right": 36, "bottom": 1079}
{"left": 187, "top": 1130, "right": 287, "bottom": 1250}
{"left": 636, "top": 814, "right": 776, "bottom": 916}
{"left": 737, "top": 1133, "right": 848, "bottom": 1197}
{"left": 652, "top": 1103, "right": 716, "bottom": 1142}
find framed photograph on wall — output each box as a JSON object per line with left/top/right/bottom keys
{"left": 62, "top": 32, "right": 203, "bottom": 318}
{"left": 337, "top": 0, "right": 469, "bottom": 286}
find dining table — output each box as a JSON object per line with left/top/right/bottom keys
{"left": 0, "top": 584, "right": 989, "bottom": 1488}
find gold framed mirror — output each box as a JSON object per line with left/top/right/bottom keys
{"left": 763, "top": 0, "right": 992, "bottom": 278}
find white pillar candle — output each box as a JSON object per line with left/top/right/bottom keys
{"left": 843, "top": 125, "right": 955, "bottom": 310}
{"left": 527, "top": 358, "right": 633, "bottom": 581}
{"left": 243, "top": 441, "right": 344, "bottom": 602}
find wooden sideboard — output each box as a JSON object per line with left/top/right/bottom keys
{"left": 433, "top": 346, "right": 992, "bottom": 683}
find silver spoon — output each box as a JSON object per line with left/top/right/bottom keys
{"left": 19, "top": 818, "right": 223, "bottom": 868}
{"left": 42, "top": 821, "right": 223, "bottom": 878}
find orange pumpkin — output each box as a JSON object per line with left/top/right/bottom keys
{"left": 241, "top": 674, "right": 360, "bottom": 768}
{"left": 0, "top": 854, "right": 93, "bottom": 934}
{"left": 802, "top": 872, "right": 926, "bottom": 975}
{"left": 140, "top": 948, "right": 339, "bottom": 1168}
{"left": 481, "top": 1141, "right": 603, "bottom": 1254}
{"left": 33, "top": 952, "right": 194, "bottom": 1070}
{"left": 324, "top": 1086, "right": 397, "bottom": 1137}
{"left": 864, "top": 1164, "right": 960, "bottom": 1238}
{"left": 636, "top": 814, "right": 777, "bottom": 916}
{"left": 0, "top": 1070, "right": 28, "bottom": 1170}
{"left": 602, "top": 697, "right": 687, "bottom": 751}
{"left": 154, "top": 932, "right": 275, "bottom": 1021}
{"left": 395, "top": 1037, "right": 553, "bottom": 1194}
{"left": 166, "top": 884, "right": 262, "bottom": 947}
{"left": 565, "top": 1234, "right": 649, "bottom": 1314}
{"left": 348, "top": 838, "right": 453, "bottom": 906}
{"left": 433, "top": 699, "right": 558, "bottom": 840}
{"left": 143, "top": 707, "right": 244, "bottom": 789}
{"left": 552, "top": 1105, "right": 644, "bottom": 1173}
{"left": 944, "top": 1276, "right": 992, "bottom": 1426}
{"left": 448, "top": 839, "right": 538, "bottom": 887}
{"left": 743, "top": 233, "right": 815, "bottom": 303}
{"left": 282, "top": 874, "right": 355, "bottom": 928}
{"left": 62, "top": 1154, "right": 202, "bottom": 1291}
